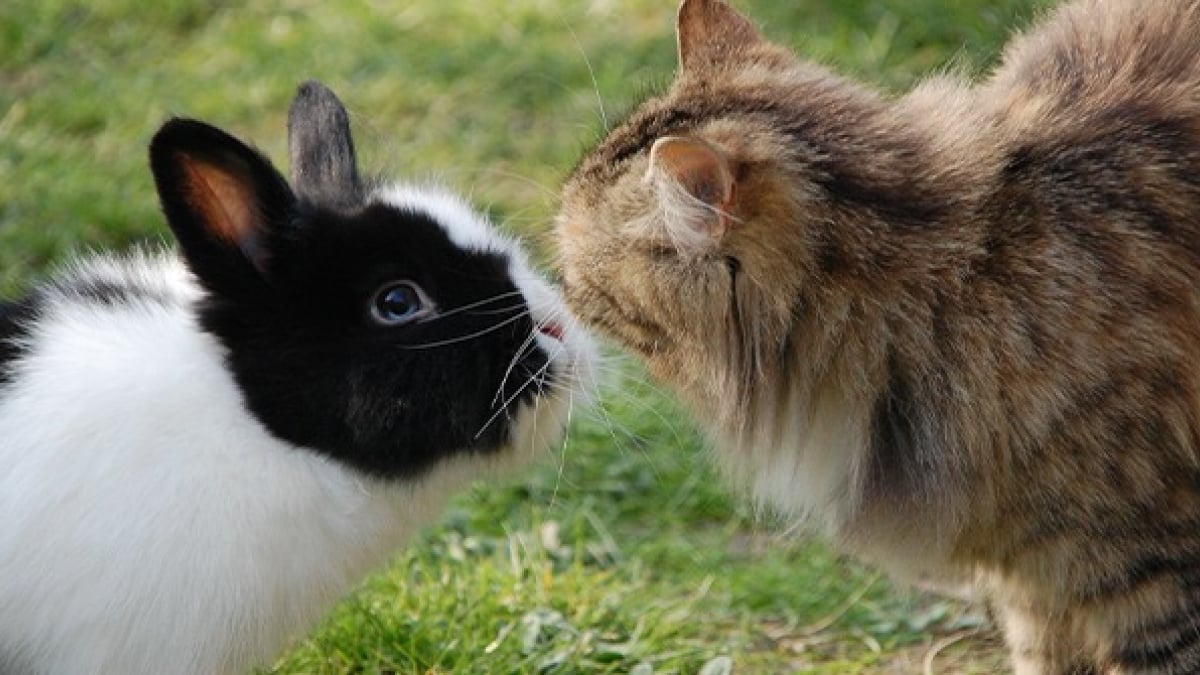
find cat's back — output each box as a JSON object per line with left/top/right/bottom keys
{"left": 968, "top": 0, "right": 1200, "bottom": 265}
{"left": 988, "top": 0, "right": 1200, "bottom": 124}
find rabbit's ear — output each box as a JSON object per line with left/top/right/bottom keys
{"left": 288, "top": 80, "right": 363, "bottom": 210}
{"left": 149, "top": 119, "right": 295, "bottom": 293}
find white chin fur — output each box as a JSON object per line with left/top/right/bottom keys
{"left": 716, "top": 388, "right": 867, "bottom": 537}
{"left": 0, "top": 245, "right": 594, "bottom": 674}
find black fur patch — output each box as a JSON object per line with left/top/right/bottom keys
{"left": 201, "top": 201, "right": 551, "bottom": 480}
{"left": 53, "top": 277, "right": 173, "bottom": 308}
{"left": 151, "top": 118, "right": 556, "bottom": 480}
{"left": 1112, "top": 596, "right": 1200, "bottom": 670}
{"left": 0, "top": 295, "right": 40, "bottom": 390}
{"left": 867, "top": 352, "right": 938, "bottom": 500}
{"left": 0, "top": 276, "right": 184, "bottom": 393}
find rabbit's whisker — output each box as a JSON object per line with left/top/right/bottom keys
{"left": 494, "top": 332, "right": 541, "bottom": 408}
{"left": 474, "top": 356, "right": 557, "bottom": 441}
{"left": 417, "top": 290, "right": 526, "bottom": 323}
{"left": 400, "top": 311, "right": 529, "bottom": 350}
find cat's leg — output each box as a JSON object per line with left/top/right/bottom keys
{"left": 990, "top": 576, "right": 1200, "bottom": 675}
{"left": 991, "top": 592, "right": 1096, "bottom": 675}
{"left": 1078, "top": 585, "right": 1200, "bottom": 675}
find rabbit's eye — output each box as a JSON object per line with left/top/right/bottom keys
{"left": 370, "top": 282, "right": 429, "bottom": 325}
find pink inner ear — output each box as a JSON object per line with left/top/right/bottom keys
{"left": 648, "top": 136, "right": 738, "bottom": 250}
{"left": 178, "top": 153, "right": 262, "bottom": 248}
{"left": 650, "top": 136, "right": 735, "bottom": 209}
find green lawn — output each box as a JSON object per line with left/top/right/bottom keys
{"left": 1, "top": 0, "right": 1053, "bottom": 672}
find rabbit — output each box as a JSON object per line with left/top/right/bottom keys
{"left": 0, "top": 81, "right": 595, "bottom": 675}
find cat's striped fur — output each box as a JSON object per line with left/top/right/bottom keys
{"left": 554, "top": 0, "right": 1200, "bottom": 672}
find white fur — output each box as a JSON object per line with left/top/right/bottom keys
{"left": 376, "top": 184, "right": 512, "bottom": 255}
{"left": 716, "top": 388, "right": 867, "bottom": 538}
{"left": 0, "top": 239, "right": 593, "bottom": 674}
{"left": 643, "top": 169, "right": 725, "bottom": 257}
{"left": 724, "top": 388, "right": 961, "bottom": 584}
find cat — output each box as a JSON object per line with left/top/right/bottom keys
{"left": 554, "top": 0, "right": 1200, "bottom": 672}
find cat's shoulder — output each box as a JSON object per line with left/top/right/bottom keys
{"left": 990, "top": 0, "right": 1200, "bottom": 104}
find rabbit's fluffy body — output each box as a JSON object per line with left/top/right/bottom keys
{"left": 0, "top": 84, "right": 592, "bottom": 674}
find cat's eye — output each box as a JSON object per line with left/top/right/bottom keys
{"left": 370, "top": 282, "right": 432, "bottom": 326}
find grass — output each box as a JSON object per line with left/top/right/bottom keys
{"left": 0, "top": 0, "right": 1054, "bottom": 672}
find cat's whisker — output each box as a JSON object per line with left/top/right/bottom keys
{"left": 552, "top": 8, "right": 610, "bottom": 132}
{"left": 518, "top": 328, "right": 689, "bottom": 493}
{"left": 547, "top": 386, "right": 577, "bottom": 510}
{"left": 566, "top": 379, "right": 671, "bottom": 479}
{"left": 572, "top": 28, "right": 609, "bottom": 133}
{"left": 427, "top": 167, "right": 563, "bottom": 213}
{"left": 474, "top": 167, "right": 563, "bottom": 201}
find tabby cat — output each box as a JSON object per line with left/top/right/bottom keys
{"left": 555, "top": 0, "right": 1200, "bottom": 672}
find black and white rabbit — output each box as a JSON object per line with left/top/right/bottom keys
{"left": 0, "top": 81, "right": 594, "bottom": 675}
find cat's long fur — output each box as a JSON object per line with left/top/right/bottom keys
{"left": 555, "top": 0, "right": 1200, "bottom": 672}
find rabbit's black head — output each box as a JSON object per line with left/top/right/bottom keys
{"left": 149, "top": 82, "right": 576, "bottom": 479}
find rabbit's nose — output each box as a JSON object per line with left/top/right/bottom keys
{"left": 538, "top": 322, "right": 565, "bottom": 342}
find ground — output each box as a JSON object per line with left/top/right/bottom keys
{"left": 1, "top": 0, "right": 1054, "bottom": 671}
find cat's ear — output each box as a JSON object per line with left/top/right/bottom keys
{"left": 645, "top": 135, "right": 737, "bottom": 253}
{"left": 676, "top": 0, "right": 764, "bottom": 72}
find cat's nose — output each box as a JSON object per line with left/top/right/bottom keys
{"left": 538, "top": 322, "right": 565, "bottom": 342}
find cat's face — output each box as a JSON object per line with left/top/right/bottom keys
{"left": 556, "top": 0, "right": 822, "bottom": 397}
